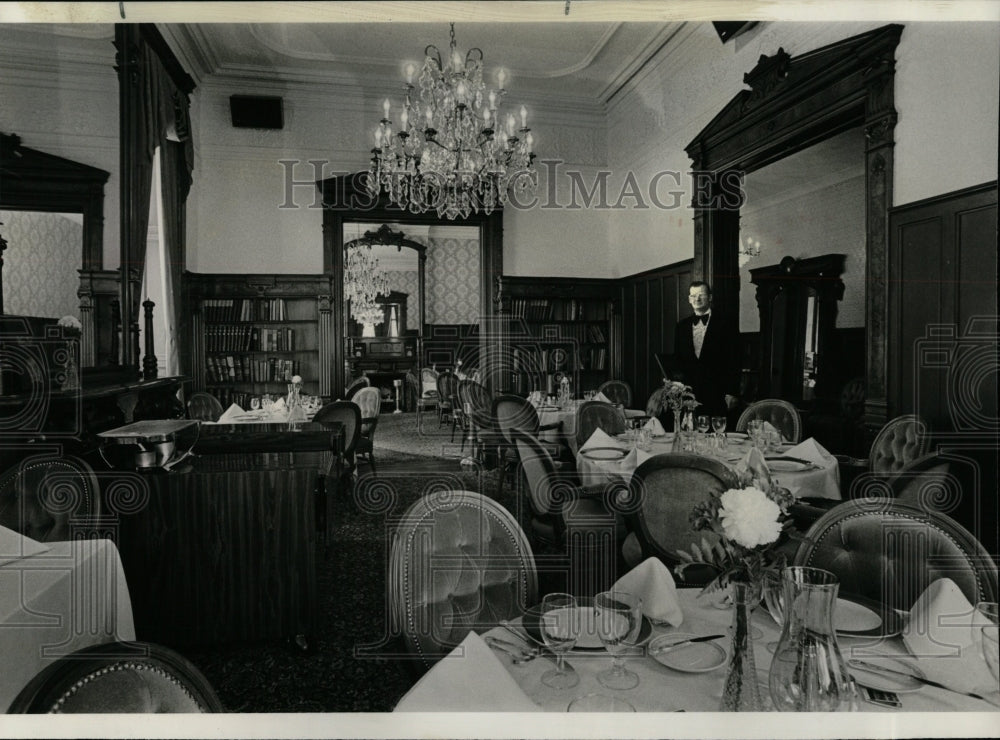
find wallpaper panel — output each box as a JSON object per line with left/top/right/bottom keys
{"left": 1, "top": 210, "right": 81, "bottom": 320}
{"left": 425, "top": 236, "right": 479, "bottom": 325}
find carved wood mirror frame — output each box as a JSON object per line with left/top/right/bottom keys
{"left": 686, "top": 24, "right": 902, "bottom": 431}
{"left": 316, "top": 173, "right": 503, "bottom": 396}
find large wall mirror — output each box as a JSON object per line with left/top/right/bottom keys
{"left": 686, "top": 25, "right": 902, "bottom": 429}
{"left": 317, "top": 173, "right": 503, "bottom": 398}
{"left": 0, "top": 132, "right": 114, "bottom": 369}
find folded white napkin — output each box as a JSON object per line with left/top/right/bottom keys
{"left": 580, "top": 427, "right": 626, "bottom": 452}
{"left": 902, "top": 578, "right": 996, "bottom": 693}
{"left": 270, "top": 397, "right": 287, "bottom": 412}
{"left": 613, "top": 557, "right": 684, "bottom": 626}
{"left": 761, "top": 420, "right": 785, "bottom": 443}
{"left": 593, "top": 391, "right": 612, "bottom": 404}
{"left": 783, "top": 437, "right": 835, "bottom": 467}
{"left": 644, "top": 417, "right": 666, "bottom": 435}
{"left": 0, "top": 524, "right": 50, "bottom": 567}
{"left": 394, "top": 631, "right": 541, "bottom": 712}
{"left": 218, "top": 403, "right": 245, "bottom": 423}
{"left": 735, "top": 446, "right": 771, "bottom": 490}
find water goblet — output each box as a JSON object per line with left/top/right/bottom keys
{"left": 250, "top": 396, "right": 261, "bottom": 412}
{"left": 594, "top": 590, "right": 642, "bottom": 690}
{"left": 711, "top": 415, "right": 727, "bottom": 435}
{"left": 747, "top": 419, "right": 763, "bottom": 449}
{"left": 539, "top": 593, "right": 580, "bottom": 689}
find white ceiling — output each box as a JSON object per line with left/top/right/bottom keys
{"left": 166, "top": 21, "right": 683, "bottom": 106}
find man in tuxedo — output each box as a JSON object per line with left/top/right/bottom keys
{"left": 674, "top": 281, "right": 741, "bottom": 417}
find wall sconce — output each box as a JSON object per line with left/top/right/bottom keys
{"left": 739, "top": 235, "right": 762, "bottom": 267}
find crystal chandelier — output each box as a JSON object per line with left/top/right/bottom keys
{"left": 366, "top": 23, "right": 538, "bottom": 220}
{"left": 344, "top": 240, "right": 390, "bottom": 326}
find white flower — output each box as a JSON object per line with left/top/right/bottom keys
{"left": 58, "top": 315, "right": 82, "bottom": 331}
{"left": 291, "top": 375, "right": 302, "bottom": 385}
{"left": 718, "top": 487, "right": 782, "bottom": 548}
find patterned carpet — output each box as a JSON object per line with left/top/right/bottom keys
{"left": 181, "top": 427, "right": 513, "bottom": 712}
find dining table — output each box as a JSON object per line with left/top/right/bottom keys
{"left": 0, "top": 532, "right": 135, "bottom": 711}
{"left": 536, "top": 399, "right": 648, "bottom": 456}
{"left": 395, "top": 586, "right": 998, "bottom": 714}
{"left": 575, "top": 431, "right": 842, "bottom": 500}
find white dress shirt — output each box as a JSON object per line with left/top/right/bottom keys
{"left": 692, "top": 311, "right": 710, "bottom": 358}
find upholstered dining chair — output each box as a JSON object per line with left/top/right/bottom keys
{"left": 435, "top": 370, "right": 460, "bottom": 435}
{"left": 512, "top": 428, "right": 626, "bottom": 596}
{"left": 493, "top": 394, "right": 563, "bottom": 459}
{"left": 410, "top": 367, "right": 439, "bottom": 420}
{"left": 793, "top": 499, "right": 998, "bottom": 614}
{"left": 352, "top": 386, "right": 381, "bottom": 475}
{"left": 458, "top": 380, "right": 514, "bottom": 472}
{"left": 597, "top": 379, "right": 632, "bottom": 408}
{"left": 621, "top": 454, "right": 741, "bottom": 582}
{"left": 735, "top": 398, "right": 802, "bottom": 443}
{"left": 0, "top": 455, "right": 102, "bottom": 542}
{"left": 186, "top": 392, "right": 224, "bottom": 422}
{"left": 312, "top": 401, "right": 362, "bottom": 476}
{"left": 867, "top": 414, "right": 930, "bottom": 475}
{"left": 574, "top": 400, "right": 627, "bottom": 452}
{"left": 9, "top": 641, "right": 224, "bottom": 713}
{"left": 345, "top": 373, "right": 371, "bottom": 400}
{"left": 388, "top": 490, "right": 538, "bottom": 672}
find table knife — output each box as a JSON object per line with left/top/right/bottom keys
{"left": 649, "top": 633, "right": 725, "bottom": 655}
{"left": 498, "top": 620, "right": 576, "bottom": 673}
{"left": 849, "top": 659, "right": 993, "bottom": 703}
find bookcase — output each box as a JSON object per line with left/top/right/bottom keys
{"left": 498, "top": 276, "right": 621, "bottom": 396}
{"left": 185, "top": 273, "right": 334, "bottom": 406}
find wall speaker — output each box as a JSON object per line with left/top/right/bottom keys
{"left": 229, "top": 95, "right": 284, "bottom": 129}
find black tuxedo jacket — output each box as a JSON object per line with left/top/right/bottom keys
{"left": 673, "top": 312, "right": 741, "bottom": 415}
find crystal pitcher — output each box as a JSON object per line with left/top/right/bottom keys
{"left": 768, "top": 566, "right": 855, "bottom": 711}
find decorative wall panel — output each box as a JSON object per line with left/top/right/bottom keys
{"left": 1, "top": 209, "right": 81, "bottom": 319}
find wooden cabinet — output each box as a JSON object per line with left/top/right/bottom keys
{"left": 185, "top": 273, "right": 334, "bottom": 403}
{"left": 498, "top": 276, "right": 621, "bottom": 396}
{"left": 750, "top": 254, "right": 845, "bottom": 405}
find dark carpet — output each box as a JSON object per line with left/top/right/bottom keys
{"left": 182, "top": 449, "right": 521, "bottom": 712}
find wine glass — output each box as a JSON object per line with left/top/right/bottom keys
{"left": 711, "top": 415, "right": 727, "bottom": 435}
{"left": 250, "top": 396, "right": 261, "bottom": 412}
{"left": 594, "top": 590, "right": 642, "bottom": 690}
{"left": 762, "top": 569, "right": 785, "bottom": 652}
{"left": 972, "top": 602, "right": 999, "bottom": 695}
{"left": 539, "top": 593, "right": 580, "bottom": 689}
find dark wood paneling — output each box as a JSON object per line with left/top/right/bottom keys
{"left": 620, "top": 260, "right": 694, "bottom": 410}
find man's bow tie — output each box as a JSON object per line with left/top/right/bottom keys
{"left": 694, "top": 314, "right": 710, "bottom": 326}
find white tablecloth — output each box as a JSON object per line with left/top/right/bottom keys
{"left": 576, "top": 434, "right": 842, "bottom": 500}
{"left": 399, "top": 588, "right": 995, "bottom": 713}
{"left": 0, "top": 537, "right": 136, "bottom": 710}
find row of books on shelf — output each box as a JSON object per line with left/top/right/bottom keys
{"left": 205, "top": 325, "right": 297, "bottom": 352}
{"left": 205, "top": 354, "right": 300, "bottom": 384}
{"left": 511, "top": 346, "right": 607, "bottom": 372}
{"left": 508, "top": 298, "right": 603, "bottom": 322}
{"left": 507, "top": 322, "right": 605, "bottom": 343}
{"left": 203, "top": 297, "right": 289, "bottom": 323}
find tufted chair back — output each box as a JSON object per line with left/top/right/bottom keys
{"left": 313, "top": 401, "right": 361, "bottom": 458}
{"left": 345, "top": 374, "right": 371, "bottom": 399}
{"left": 9, "top": 641, "right": 223, "bottom": 713}
{"left": 625, "top": 454, "right": 740, "bottom": 571}
{"left": 736, "top": 398, "right": 802, "bottom": 443}
{"left": 352, "top": 386, "right": 381, "bottom": 432}
{"left": 389, "top": 490, "right": 538, "bottom": 671}
{"left": 597, "top": 380, "right": 632, "bottom": 408}
{"left": 511, "top": 428, "right": 568, "bottom": 522}
{"left": 868, "top": 414, "right": 929, "bottom": 475}
{"left": 575, "top": 401, "right": 627, "bottom": 450}
{"left": 436, "top": 371, "right": 459, "bottom": 409}
{"left": 186, "top": 392, "right": 224, "bottom": 422}
{"left": 794, "top": 500, "right": 997, "bottom": 615}
{"left": 0, "top": 455, "right": 101, "bottom": 543}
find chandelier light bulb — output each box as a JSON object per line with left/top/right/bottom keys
{"left": 404, "top": 62, "right": 416, "bottom": 84}
{"left": 520, "top": 105, "right": 527, "bottom": 128}
{"left": 400, "top": 108, "right": 409, "bottom": 127}
{"left": 497, "top": 68, "right": 507, "bottom": 89}
{"left": 374, "top": 128, "right": 382, "bottom": 147}
{"left": 382, "top": 98, "right": 391, "bottom": 119}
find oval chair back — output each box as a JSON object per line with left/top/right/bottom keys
{"left": 735, "top": 398, "right": 802, "bottom": 443}
{"left": 345, "top": 375, "right": 371, "bottom": 400}
{"left": 0, "top": 454, "right": 102, "bottom": 542}
{"left": 868, "top": 414, "right": 929, "bottom": 475}
{"left": 597, "top": 379, "right": 632, "bottom": 408}
{"left": 9, "top": 641, "right": 224, "bottom": 713}
{"left": 313, "top": 401, "right": 361, "bottom": 459}
{"left": 575, "top": 400, "right": 627, "bottom": 451}
{"left": 794, "top": 499, "right": 997, "bottom": 614}
{"left": 389, "top": 490, "right": 538, "bottom": 672}
{"left": 494, "top": 394, "right": 540, "bottom": 445}
{"left": 625, "top": 454, "right": 740, "bottom": 574}
{"left": 187, "top": 392, "right": 224, "bottom": 422}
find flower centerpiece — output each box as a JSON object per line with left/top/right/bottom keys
{"left": 675, "top": 481, "right": 797, "bottom": 711}
{"left": 645, "top": 379, "right": 697, "bottom": 432}
{"left": 57, "top": 315, "right": 82, "bottom": 391}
